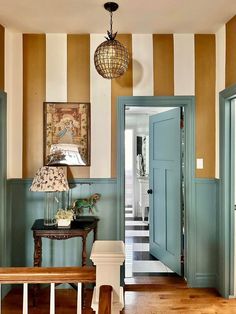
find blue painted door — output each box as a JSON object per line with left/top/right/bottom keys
{"left": 149, "top": 108, "right": 182, "bottom": 275}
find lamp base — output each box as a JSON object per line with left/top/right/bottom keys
{"left": 44, "top": 192, "right": 57, "bottom": 226}
{"left": 44, "top": 219, "right": 56, "bottom": 226}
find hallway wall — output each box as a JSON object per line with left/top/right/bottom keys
{"left": 0, "top": 28, "right": 217, "bottom": 179}
{"left": 0, "top": 16, "right": 236, "bottom": 179}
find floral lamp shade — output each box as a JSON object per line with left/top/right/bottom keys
{"left": 30, "top": 166, "right": 69, "bottom": 192}
{"left": 30, "top": 166, "right": 69, "bottom": 226}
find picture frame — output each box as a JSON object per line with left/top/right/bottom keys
{"left": 44, "top": 102, "right": 90, "bottom": 166}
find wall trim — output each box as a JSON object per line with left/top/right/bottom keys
{"left": 194, "top": 178, "right": 219, "bottom": 183}
{"left": 8, "top": 178, "right": 117, "bottom": 185}
{"left": 194, "top": 273, "right": 217, "bottom": 288}
{"left": 194, "top": 178, "right": 219, "bottom": 288}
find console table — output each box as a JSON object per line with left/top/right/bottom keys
{"left": 31, "top": 216, "right": 99, "bottom": 268}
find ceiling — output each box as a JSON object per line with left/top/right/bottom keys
{"left": 0, "top": 0, "right": 235, "bottom": 34}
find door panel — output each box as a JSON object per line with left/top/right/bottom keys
{"left": 149, "top": 108, "right": 182, "bottom": 275}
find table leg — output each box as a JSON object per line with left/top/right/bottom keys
{"left": 82, "top": 235, "right": 87, "bottom": 266}
{"left": 33, "top": 235, "right": 42, "bottom": 306}
{"left": 33, "top": 235, "right": 42, "bottom": 267}
{"left": 94, "top": 225, "right": 97, "bottom": 242}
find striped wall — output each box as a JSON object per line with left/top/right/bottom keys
{"left": 226, "top": 16, "right": 236, "bottom": 87}
{"left": 23, "top": 34, "right": 46, "bottom": 178}
{"left": 111, "top": 34, "right": 133, "bottom": 177}
{"left": 216, "top": 25, "right": 226, "bottom": 178}
{"left": 195, "top": 35, "right": 216, "bottom": 178}
{"left": 1, "top": 14, "right": 236, "bottom": 180}
{"left": 0, "top": 25, "right": 4, "bottom": 91}
{"left": 153, "top": 34, "right": 174, "bottom": 96}
{"left": 5, "top": 30, "right": 23, "bottom": 179}
{"left": 19, "top": 32, "right": 215, "bottom": 179}
{"left": 90, "top": 35, "right": 111, "bottom": 178}
{"left": 67, "top": 34, "right": 90, "bottom": 178}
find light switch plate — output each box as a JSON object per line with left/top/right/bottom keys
{"left": 196, "top": 158, "right": 204, "bottom": 169}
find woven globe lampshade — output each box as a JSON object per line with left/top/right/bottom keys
{"left": 94, "top": 2, "right": 129, "bottom": 79}
{"left": 94, "top": 39, "right": 129, "bottom": 79}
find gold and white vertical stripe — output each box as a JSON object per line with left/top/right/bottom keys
{"left": 173, "top": 34, "right": 194, "bottom": 96}
{"left": 90, "top": 34, "right": 111, "bottom": 178}
{"left": 46, "top": 34, "right": 67, "bottom": 102}
{"left": 3, "top": 17, "right": 236, "bottom": 179}
{"left": 215, "top": 25, "right": 226, "bottom": 178}
{"left": 5, "top": 30, "right": 23, "bottom": 178}
{"left": 132, "top": 34, "right": 153, "bottom": 96}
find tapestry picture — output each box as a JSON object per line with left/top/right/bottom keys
{"left": 44, "top": 102, "right": 90, "bottom": 166}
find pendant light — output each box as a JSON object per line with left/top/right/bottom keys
{"left": 94, "top": 2, "right": 129, "bottom": 79}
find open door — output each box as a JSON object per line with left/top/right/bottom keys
{"left": 149, "top": 108, "right": 182, "bottom": 275}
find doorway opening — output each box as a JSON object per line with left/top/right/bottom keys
{"left": 124, "top": 105, "right": 185, "bottom": 278}
{"left": 117, "top": 96, "right": 195, "bottom": 285}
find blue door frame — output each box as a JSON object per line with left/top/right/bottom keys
{"left": 116, "top": 96, "right": 195, "bottom": 283}
{"left": 219, "top": 84, "right": 236, "bottom": 297}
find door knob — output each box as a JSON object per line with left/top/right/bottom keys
{"left": 147, "top": 189, "right": 153, "bottom": 194}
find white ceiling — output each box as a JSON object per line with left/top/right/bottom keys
{"left": 0, "top": 0, "right": 235, "bottom": 34}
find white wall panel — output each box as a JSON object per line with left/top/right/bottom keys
{"left": 132, "top": 34, "right": 153, "bottom": 96}
{"left": 5, "top": 30, "right": 23, "bottom": 178}
{"left": 216, "top": 25, "right": 226, "bottom": 178}
{"left": 46, "top": 34, "right": 67, "bottom": 102}
{"left": 90, "top": 34, "right": 111, "bottom": 178}
{"left": 174, "top": 34, "right": 194, "bottom": 95}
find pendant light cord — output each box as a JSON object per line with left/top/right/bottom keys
{"left": 110, "top": 11, "right": 113, "bottom": 37}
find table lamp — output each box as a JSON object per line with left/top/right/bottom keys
{"left": 30, "top": 166, "right": 69, "bottom": 226}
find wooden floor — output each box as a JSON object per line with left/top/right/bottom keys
{"left": 1, "top": 287, "right": 94, "bottom": 314}
{"left": 2, "top": 276, "right": 236, "bottom": 313}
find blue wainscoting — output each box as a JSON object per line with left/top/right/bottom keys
{"left": 7, "top": 178, "right": 117, "bottom": 268}
{"left": 190, "top": 178, "right": 219, "bottom": 288}
{"left": 7, "top": 177, "right": 219, "bottom": 290}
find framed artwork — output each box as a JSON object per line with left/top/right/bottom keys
{"left": 44, "top": 102, "right": 90, "bottom": 166}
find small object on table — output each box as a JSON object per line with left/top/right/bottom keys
{"left": 71, "top": 193, "right": 101, "bottom": 216}
{"left": 57, "top": 218, "right": 71, "bottom": 228}
{"left": 55, "top": 208, "right": 74, "bottom": 228}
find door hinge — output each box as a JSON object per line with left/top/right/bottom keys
{"left": 181, "top": 254, "right": 184, "bottom": 263}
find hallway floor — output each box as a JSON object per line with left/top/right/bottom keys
{"left": 125, "top": 207, "right": 173, "bottom": 277}
{"left": 2, "top": 277, "right": 236, "bottom": 313}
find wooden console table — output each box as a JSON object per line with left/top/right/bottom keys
{"left": 31, "top": 216, "right": 99, "bottom": 267}
{"left": 31, "top": 217, "right": 98, "bottom": 306}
